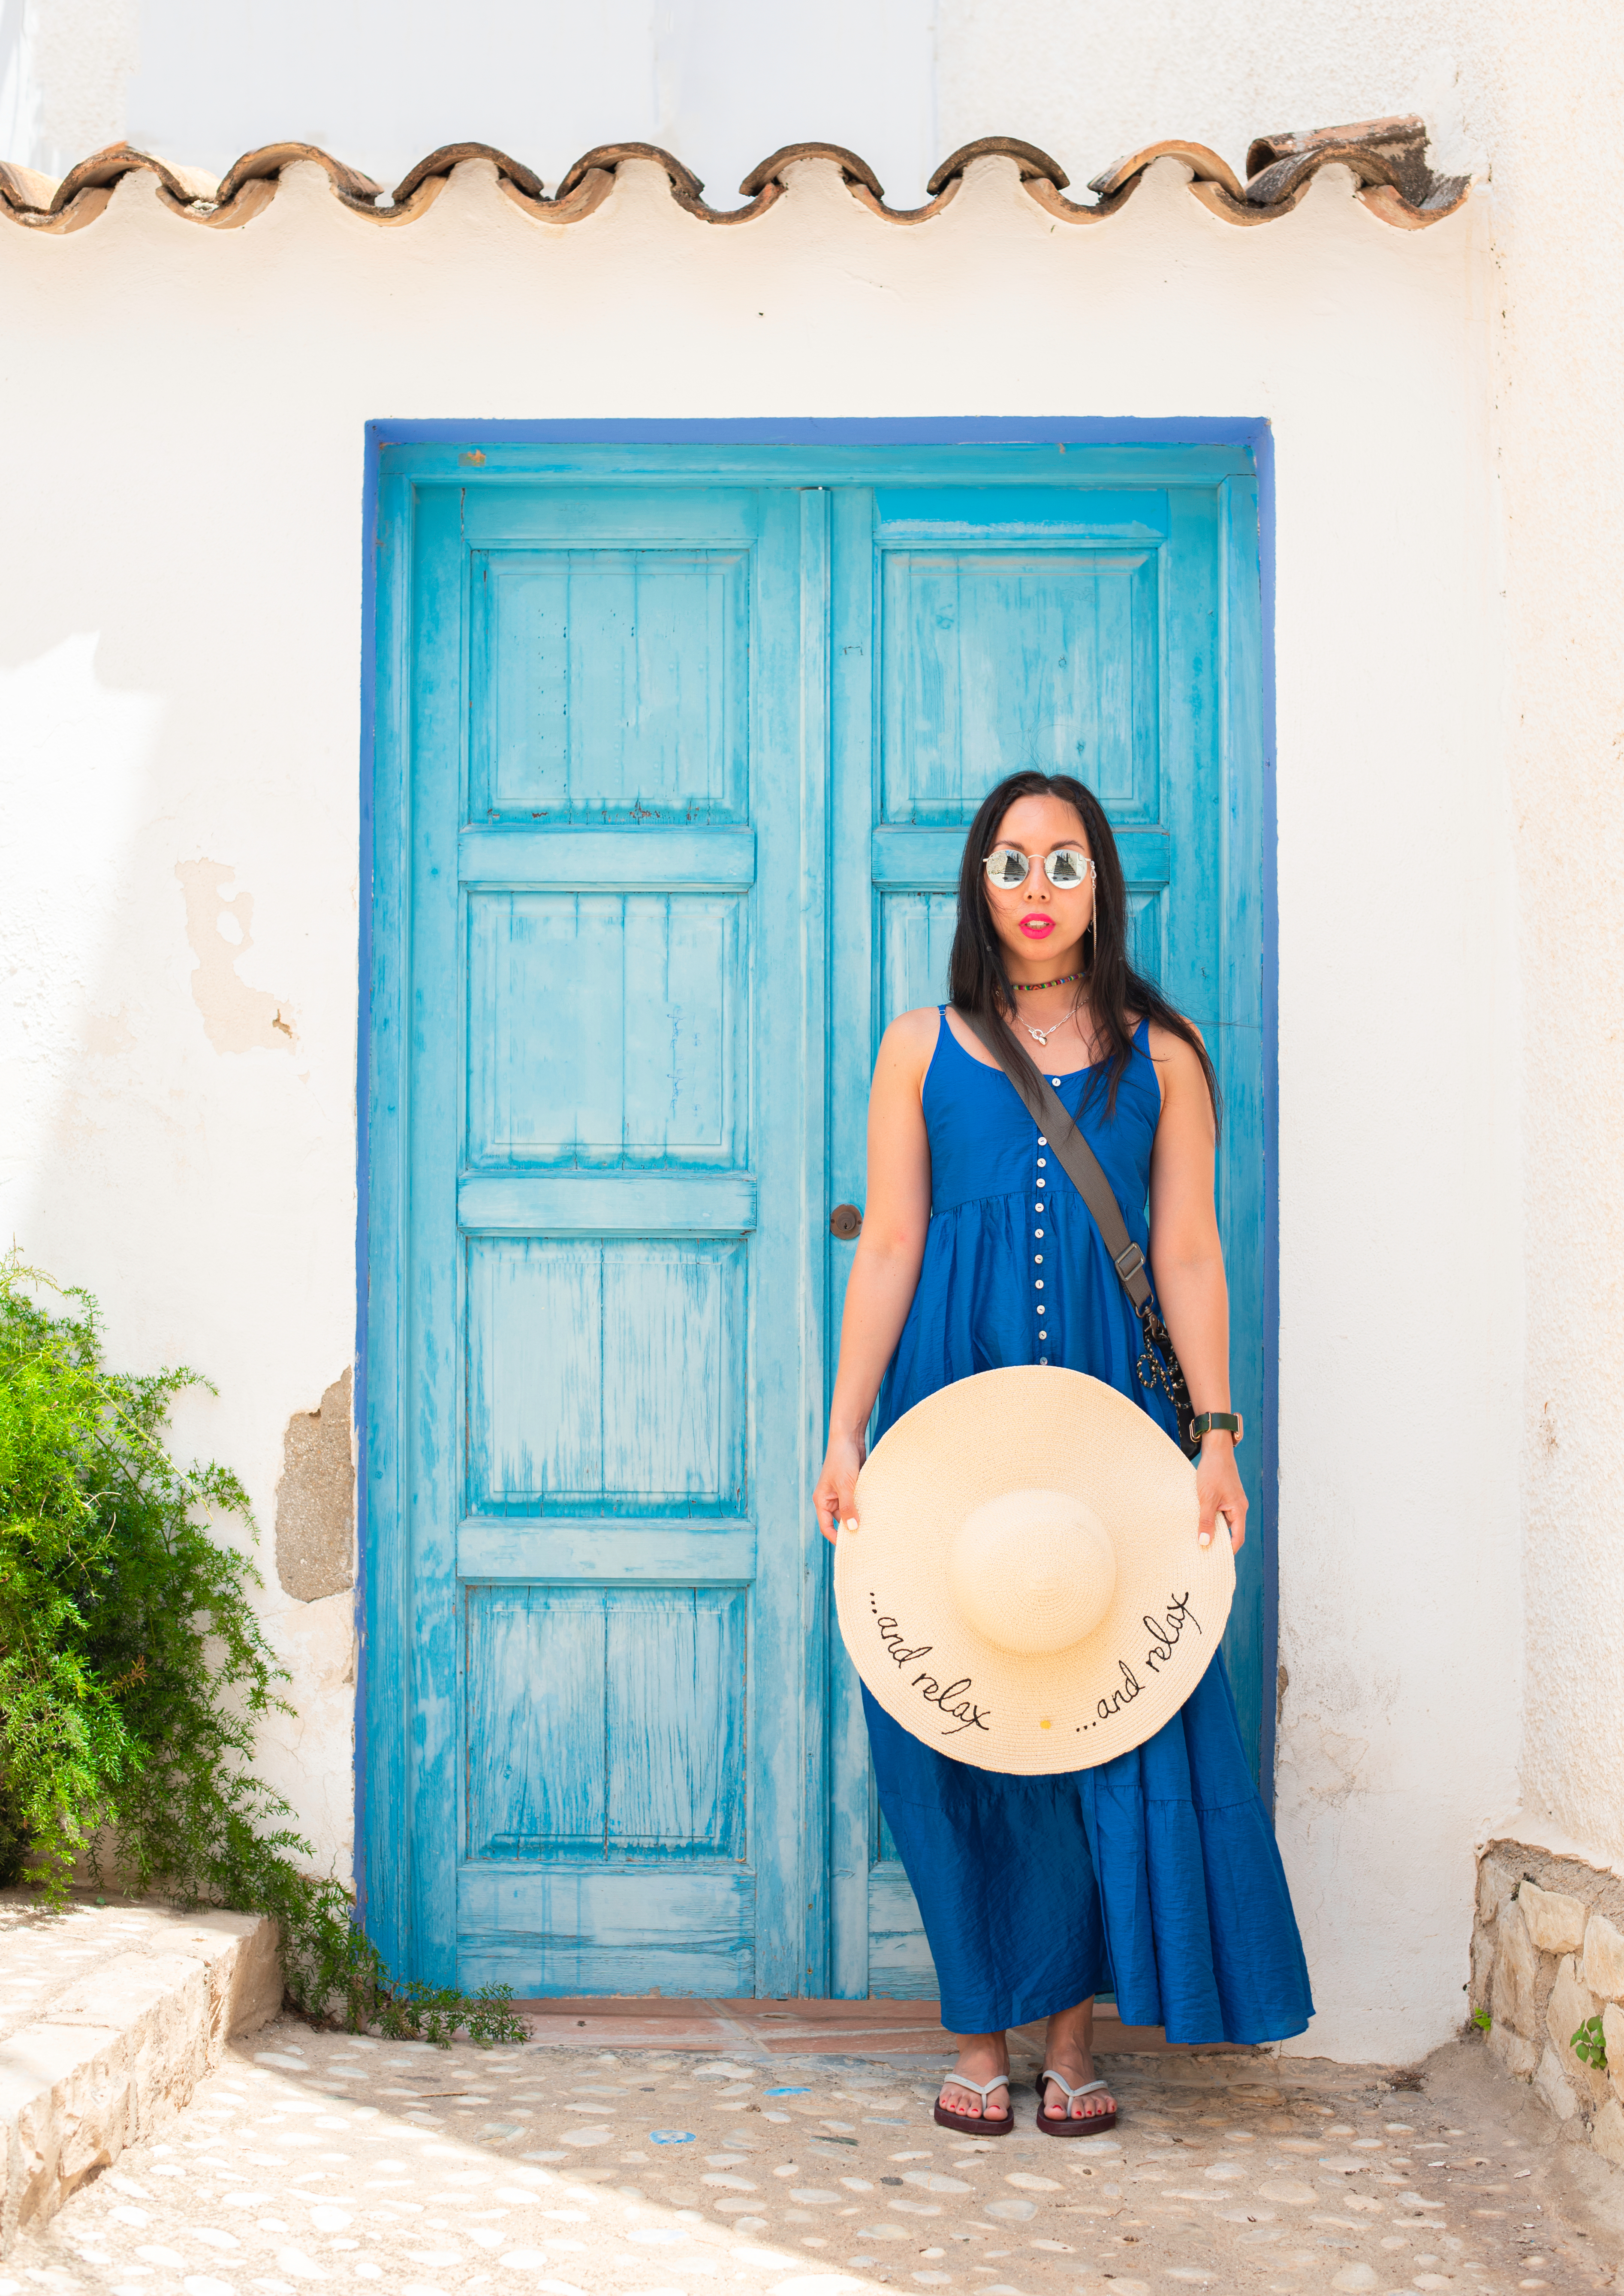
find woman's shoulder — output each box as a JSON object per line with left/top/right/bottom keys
{"left": 872, "top": 1003, "right": 944, "bottom": 1087}
{"left": 1142, "top": 1013, "right": 1214, "bottom": 1127}
{"left": 1143, "top": 1013, "right": 1206, "bottom": 1068}
{"left": 880, "top": 1003, "right": 944, "bottom": 1054}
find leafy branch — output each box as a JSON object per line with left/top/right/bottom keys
{"left": 0, "top": 1256, "right": 523, "bottom": 2048}
{"left": 1573, "top": 2013, "right": 1608, "bottom": 2071}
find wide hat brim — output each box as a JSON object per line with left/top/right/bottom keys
{"left": 835, "top": 1366, "right": 1234, "bottom": 1775}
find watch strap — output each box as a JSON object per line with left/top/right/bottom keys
{"left": 1190, "top": 1410, "right": 1243, "bottom": 1444}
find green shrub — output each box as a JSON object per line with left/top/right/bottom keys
{"left": 0, "top": 1256, "right": 522, "bottom": 2047}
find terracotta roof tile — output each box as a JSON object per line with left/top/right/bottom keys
{"left": 1088, "top": 140, "right": 1244, "bottom": 202}
{"left": 0, "top": 114, "right": 1471, "bottom": 237}
{"left": 927, "top": 135, "right": 1070, "bottom": 197}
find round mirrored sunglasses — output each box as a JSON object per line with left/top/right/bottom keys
{"left": 982, "top": 845, "right": 1095, "bottom": 891}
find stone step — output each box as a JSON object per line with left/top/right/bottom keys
{"left": 0, "top": 1889, "right": 281, "bottom": 2254}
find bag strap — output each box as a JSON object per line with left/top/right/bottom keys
{"left": 960, "top": 1012, "right": 1152, "bottom": 1309}
{"left": 959, "top": 1009, "right": 1199, "bottom": 1457}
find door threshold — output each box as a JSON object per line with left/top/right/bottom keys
{"left": 507, "top": 1994, "right": 1247, "bottom": 2057}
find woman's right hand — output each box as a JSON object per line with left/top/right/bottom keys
{"left": 813, "top": 1429, "right": 866, "bottom": 1547}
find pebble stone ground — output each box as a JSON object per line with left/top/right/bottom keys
{"left": 5, "top": 2017, "right": 1618, "bottom": 2296}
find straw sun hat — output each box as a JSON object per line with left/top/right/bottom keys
{"left": 835, "top": 1366, "right": 1234, "bottom": 1775}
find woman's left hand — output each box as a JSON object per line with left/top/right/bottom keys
{"left": 1196, "top": 1435, "right": 1246, "bottom": 1554}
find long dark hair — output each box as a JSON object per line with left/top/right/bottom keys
{"left": 948, "top": 770, "right": 1220, "bottom": 1126}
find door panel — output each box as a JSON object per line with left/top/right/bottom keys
{"left": 464, "top": 1235, "right": 747, "bottom": 1516}
{"left": 473, "top": 548, "right": 750, "bottom": 823}
{"left": 464, "top": 1584, "right": 749, "bottom": 1861}
{"left": 465, "top": 891, "right": 747, "bottom": 1168}
{"left": 369, "top": 445, "right": 1264, "bottom": 2008}
{"left": 880, "top": 549, "right": 1160, "bottom": 824}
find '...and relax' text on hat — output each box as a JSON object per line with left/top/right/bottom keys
{"left": 871, "top": 1594, "right": 992, "bottom": 1736}
{"left": 870, "top": 1586, "right": 1205, "bottom": 1741}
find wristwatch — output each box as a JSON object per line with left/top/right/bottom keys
{"left": 1190, "top": 1411, "right": 1244, "bottom": 1445}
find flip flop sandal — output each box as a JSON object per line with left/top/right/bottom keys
{"left": 1036, "top": 2067, "right": 1118, "bottom": 2136}
{"left": 933, "top": 2072, "right": 1015, "bottom": 2136}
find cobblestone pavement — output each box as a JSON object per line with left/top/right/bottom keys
{"left": 6, "top": 2016, "right": 1618, "bottom": 2296}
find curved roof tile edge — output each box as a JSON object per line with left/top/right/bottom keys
{"left": 0, "top": 117, "right": 1473, "bottom": 238}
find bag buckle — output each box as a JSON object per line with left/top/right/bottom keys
{"left": 1114, "top": 1242, "right": 1146, "bottom": 1282}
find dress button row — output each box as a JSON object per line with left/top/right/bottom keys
{"left": 1035, "top": 1114, "right": 1054, "bottom": 1358}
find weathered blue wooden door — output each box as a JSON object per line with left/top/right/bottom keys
{"left": 369, "top": 473, "right": 828, "bottom": 1995}
{"left": 822, "top": 473, "right": 1265, "bottom": 1998}
{"left": 367, "top": 443, "right": 1264, "bottom": 2005}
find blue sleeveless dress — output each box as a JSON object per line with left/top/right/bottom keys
{"left": 862, "top": 1010, "right": 1314, "bottom": 2045}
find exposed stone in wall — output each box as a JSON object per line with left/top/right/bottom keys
{"left": 1473, "top": 1838, "right": 1624, "bottom": 2172}
{"left": 1584, "top": 1913, "right": 1624, "bottom": 2001}
{"left": 1520, "top": 1880, "right": 1588, "bottom": 1955}
{"left": 273, "top": 1368, "right": 355, "bottom": 1603}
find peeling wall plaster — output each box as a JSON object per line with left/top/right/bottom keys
{"left": 175, "top": 859, "right": 295, "bottom": 1055}
{"left": 274, "top": 1366, "right": 354, "bottom": 1605}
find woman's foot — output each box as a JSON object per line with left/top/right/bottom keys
{"left": 937, "top": 2033, "right": 1011, "bottom": 2124}
{"left": 1040, "top": 1999, "right": 1116, "bottom": 2121}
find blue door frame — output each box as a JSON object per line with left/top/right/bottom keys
{"left": 356, "top": 419, "right": 1279, "bottom": 1995}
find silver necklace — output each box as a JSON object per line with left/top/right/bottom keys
{"left": 1013, "top": 1007, "right": 1073, "bottom": 1048}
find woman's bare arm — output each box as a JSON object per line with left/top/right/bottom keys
{"left": 811, "top": 1008, "right": 936, "bottom": 1544}
{"left": 1146, "top": 1022, "right": 1247, "bottom": 1555}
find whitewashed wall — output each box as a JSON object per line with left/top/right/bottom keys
{"left": 0, "top": 145, "right": 1511, "bottom": 2061}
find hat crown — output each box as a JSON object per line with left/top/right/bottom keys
{"left": 947, "top": 1487, "right": 1117, "bottom": 1656}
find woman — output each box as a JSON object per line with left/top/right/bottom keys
{"left": 813, "top": 771, "right": 1312, "bottom": 2132}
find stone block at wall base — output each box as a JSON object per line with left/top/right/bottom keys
{"left": 1474, "top": 1838, "right": 1624, "bottom": 2176}
{"left": 1546, "top": 1956, "right": 1612, "bottom": 2109}
{"left": 1520, "top": 1880, "right": 1588, "bottom": 1955}
{"left": 1534, "top": 2043, "right": 1579, "bottom": 2121}
{"left": 1490, "top": 1897, "right": 1541, "bottom": 2037}
{"left": 1488, "top": 2022, "right": 1540, "bottom": 2079}
{"left": 1603, "top": 2002, "right": 1624, "bottom": 2102}
{"left": 1583, "top": 1913, "right": 1624, "bottom": 2002}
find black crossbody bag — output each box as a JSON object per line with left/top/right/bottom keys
{"left": 962, "top": 1012, "right": 1200, "bottom": 1459}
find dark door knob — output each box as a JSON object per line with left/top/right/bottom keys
{"left": 829, "top": 1203, "right": 863, "bottom": 1240}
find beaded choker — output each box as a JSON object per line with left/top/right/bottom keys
{"left": 1013, "top": 971, "right": 1083, "bottom": 992}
